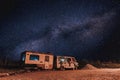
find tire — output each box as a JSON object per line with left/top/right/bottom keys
{"left": 60, "top": 66, "right": 65, "bottom": 70}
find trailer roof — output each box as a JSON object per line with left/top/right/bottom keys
{"left": 21, "top": 51, "right": 53, "bottom": 55}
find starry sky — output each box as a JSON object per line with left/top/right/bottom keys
{"left": 0, "top": 0, "right": 120, "bottom": 61}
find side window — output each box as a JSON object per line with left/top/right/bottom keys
{"left": 72, "top": 58, "right": 76, "bottom": 62}
{"left": 59, "top": 57, "right": 65, "bottom": 62}
{"left": 30, "top": 55, "right": 39, "bottom": 61}
{"left": 22, "top": 53, "right": 26, "bottom": 61}
{"left": 45, "top": 56, "right": 49, "bottom": 62}
{"left": 67, "top": 58, "right": 71, "bottom": 63}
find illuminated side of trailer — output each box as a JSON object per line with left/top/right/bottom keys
{"left": 21, "top": 51, "right": 54, "bottom": 69}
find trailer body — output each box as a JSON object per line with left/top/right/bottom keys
{"left": 21, "top": 51, "right": 53, "bottom": 69}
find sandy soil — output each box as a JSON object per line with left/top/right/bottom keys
{"left": 0, "top": 69, "right": 120, "bottom": 80}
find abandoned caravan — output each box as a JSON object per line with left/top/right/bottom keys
{"left": 21, "top": 51, "right": 79, "bottom": 70}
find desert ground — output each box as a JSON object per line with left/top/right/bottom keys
{"left": 0, "top": 64, "right": 120, "bottom": 80}
{"left": 0, "top": 68, "right": 120, "bottom": 80}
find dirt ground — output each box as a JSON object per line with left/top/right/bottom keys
{"left": 0, "top": 69, "right": 120, "bottom": 80}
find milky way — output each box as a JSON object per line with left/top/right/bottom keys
{"left": 0, "top": 0, "right": 120, "bottom": 61}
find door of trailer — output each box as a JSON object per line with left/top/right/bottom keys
{"left": 44, "top": 55, "right": 53, "bottom": 69}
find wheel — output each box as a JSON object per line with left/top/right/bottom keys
{"left": 60, "top": 66, "right": 65, "bottom": 70}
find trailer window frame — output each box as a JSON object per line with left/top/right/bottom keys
{"left": 30, "top": 55, "right": 39, "bottom": 61}
{"left": 45, "top": 56, "right": 49, "bottom": 62}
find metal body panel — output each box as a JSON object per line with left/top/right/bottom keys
{"left": 56, "top": 56, "right": 78, "bottom": 69}
{"left": 22, "top": 51, "right": 54, "bottom": 69}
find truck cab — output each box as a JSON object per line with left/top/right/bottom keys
{"left": 56, "top": 56, "right": 79, "bottom": 70}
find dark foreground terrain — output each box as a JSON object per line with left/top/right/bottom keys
{"left": 0, "top": 68, "right": 120, "bottom": 80}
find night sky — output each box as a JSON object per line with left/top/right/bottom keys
{"left": 0, "top": 0, "right": 120, "bottom": 61}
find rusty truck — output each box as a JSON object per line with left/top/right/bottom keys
{"left": 21, "top": 51, "right": 79, "bottom": 70}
